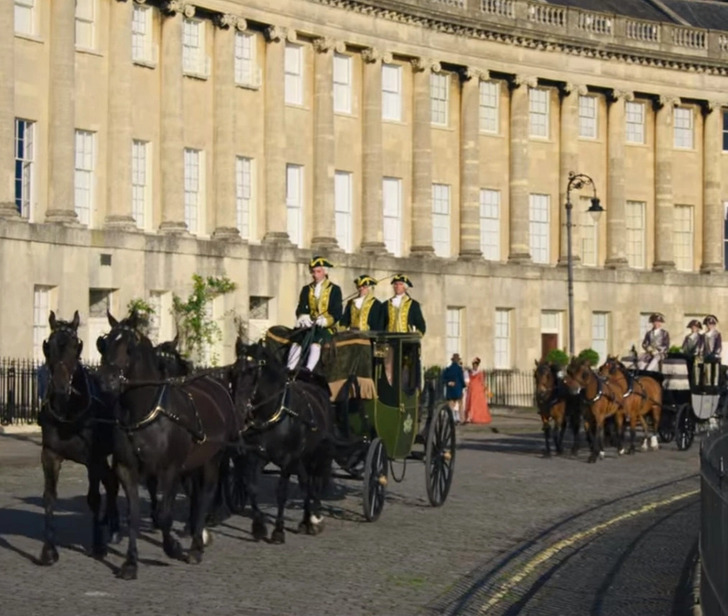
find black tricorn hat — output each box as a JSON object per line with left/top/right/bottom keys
{"left": 391, "top": 274, "right": 413, "bottom": 288}
{"left": 704, "top": 315, "right": 719, "bottom": 326}
{"left": 649, "top": 313, "right": 665, "bottom": 323}
{"left": 354, "top": 275, "right": 377, "bottom": 287}
{"left": 309, "top": 255, "right": 334, "bottom": 269}
{"left": 687, "top": 319, "right": 702, "bottom": 329}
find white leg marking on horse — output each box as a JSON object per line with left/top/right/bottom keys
{"left": 599, "top": 450, "right": 606, "bottom": 459}
{"left": 650, "top": 435, "right": 659, "bottom": 450}
{"left": 641, "top": 438, "right": 649, "bottom": 451}
{"left": 310, "top": 514, "right": 324, "bottom": 525}
{"left": 618, "top": 448, "right": 625, "bottom": 456}
{"left": 202, "top": 528, "right": 211, "bottom": 546}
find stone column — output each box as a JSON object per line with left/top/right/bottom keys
{"left": 211, "top": 14, "right": 245, "bottom": 241}
{"left": 311, "top": 37, "right": 343, "bottom": 250}
{"left": 558, "top": 83, "right": 584, "bottom": 265}
{"left": 701, "top": 101, "right": 724, "bottom": 273}
{"left": 0, "top": 0, "right": 17, "bottom": 217}
{"left": 653, "top": 95, "right": 677, "bottom": 271}
{"left": 46, "top": 0, "right": 78, "bottom": 223}
{"left": 105, "top": 0, "right": 135, "bottom": 229}
{"left": 360, "top": 47, "right": 389, "bottom": 253}
{"left": 410, "top": 57, "right": 437, "bottom": 257}
{"left": 459, "top": 67, "right": 484, "bottom": 259}
{"left": 262, "top": 25, "right": 294, "bottom": 244}
{"left": 605, "top": 89, "right": 632, "bottom": 268}
{"left": 508, "top": 75, "right": 535, "bottom": 263}
{"left": 158, "top": 1, "right": 190, "bottom": 234}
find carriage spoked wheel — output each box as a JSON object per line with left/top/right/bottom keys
{"left": 675, "top": 404, "right": 696, "bottom": 451}
{"left": 425, "top": 405, "right": 456, "bottom": 507}
{"left": 362, "top": 438, "right": 388, "bottom": 522}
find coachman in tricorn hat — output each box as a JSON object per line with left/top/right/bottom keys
{"left": 340, "top": 275, "right": 383, "bottom": 332}
{"left": 638, "top": 312, "right": 670, "bottom": 371}
{"left": 287, "top": 256, "right": 343, "bottom": 372}
{"left": 385, "top": 274, "right": 426, "bottom": 335}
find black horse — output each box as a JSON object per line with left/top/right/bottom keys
{"left": 154, "top": 336, "right": 193, "bottom": 378}
{"left": 96, "top": 310, "right": 240, "bottom": 580}
{"left": 229, "top": 338, "right": 337, "bottom": 543}
{"left": 38, "top": 310, "right": 120, "bottom": 565}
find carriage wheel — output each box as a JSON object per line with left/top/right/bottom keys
{"left": 362, "top": 438, "right": 387, "bottom": 522}
{"left": 223, "top": 455, "right": 247, "bottom": 515}
{"left": 425, "top": 405, "right": 456, "bottom": 507}
{"left": 658, "top": 413, "right": 676, "bottom": 443}
{"left": 675, "top": 404, "right": 696, "bottom": 451}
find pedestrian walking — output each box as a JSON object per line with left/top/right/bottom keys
{"left": 465, "top": 357, "right": 492, "bottom": 425}
{"left": 442, "top": 353, "right": 466, "bottom": 424}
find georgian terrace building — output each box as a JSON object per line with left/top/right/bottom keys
{"left": 3, "top": 0, "right": 728, "bottom": 368}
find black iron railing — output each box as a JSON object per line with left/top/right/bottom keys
{"left": 0, "top": 358, "right": 43, "bottom": 425}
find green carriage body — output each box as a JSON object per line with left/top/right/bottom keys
{"left": 327, "top": 331, "right": 422, "bottom": 459}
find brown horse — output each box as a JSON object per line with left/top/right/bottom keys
{"left": 598, "top": 356, "right": 662, "bottom": 454}
{"left": 563, "top": 357, "right": 625, "bottom": 463}
{"left": 533, "top": 359, "right": 582, "bottom": 457}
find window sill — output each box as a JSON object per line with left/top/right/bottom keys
{"left": 75, "top": 47, "right": 103, "bottom": 57}
{"left": 236, "top": 81, "right": 261, "bottom": 91}
{"left": 15, "top": 32, "right": 44, "bottom": 44}
{"left": 673, "top": 146, "right": 696, "bottom": 153}
{"left": 184, "top": 71, "right": 209, "bottom": 81}
{"left": 432, "top": 123, "right": 454, "bottom": 132}
{"left": 382, "top": 118, "right": 406, "bottom": 126}
{"left": 285, "top": 102, "right": 309, "bottom": 111}
{"left": 334, "top": 110, "right": 355, "bottom": 118}
{"left": 133, "top": 58, "right": 158, "bottom": 70}
{"left": 479, "top": 130, "right": 502, "bottom": 138}
{"left": 529, "top": 137, "right": 553, "bottom": 143}
{"left": 625, "top": 142, "right": 649, "bottom": 148}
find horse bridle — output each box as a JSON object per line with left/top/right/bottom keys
{"left": 235, "top": 355, "right": 317, "bottom": 433}
{"left": 100, "top": 324, "right": 143, "bottom": 389}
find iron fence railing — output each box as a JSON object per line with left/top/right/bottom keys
{"left": 0, "top": 358, "right": 43, "bottom": 426}
{"left": 700, "top": 426, "right": 728, "bottom": 615}
{"left": 423, "top": 369, "right": 535, "bottom": 410}
{"left": 0, "top": 358, "right": 536, "bottom": 426}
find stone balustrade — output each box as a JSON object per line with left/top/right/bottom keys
{"left": 387, "top": 0, "right": 728, "bottom": 63}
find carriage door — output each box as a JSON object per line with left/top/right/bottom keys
{"left": 87, "top": 289, "right": 114, "bottom": 364}
{"left": 540, "top": 311, "right": 563, "bottom": 359}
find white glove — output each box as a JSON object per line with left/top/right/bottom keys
{"left": 315, "top": 315, "right": 327, "bottom": 327}
{"left": 296, "top": 314, "right": 313, "bottom": 328}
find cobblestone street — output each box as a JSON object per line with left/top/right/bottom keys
{"left": 0, "top": 413, "right": 700, "bottom": 615}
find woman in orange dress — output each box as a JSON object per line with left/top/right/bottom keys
{"left": 465, "top": 357, "right": 492, "bottom": 425}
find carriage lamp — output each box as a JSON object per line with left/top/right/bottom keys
{"left": 565, "top": 172, "right": 604, "bottom": 357}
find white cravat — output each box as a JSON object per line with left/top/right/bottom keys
{"left": 354, "top": 296, "right": 365, "bottom": 309}
{"left": 314, "top": 280, "right": 323, "bottom": 299}
{"left": 392, "top": 294, "right": 404, "bottom": 308}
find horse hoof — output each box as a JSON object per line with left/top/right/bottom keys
{"left": 163, "top": 539, "right": 184, "bottom": 561}
{"left": 252, "top": 520, "right": 267, "bottom": 542}
{"left": 116, "top": 562, "right": 138, "bottom": 580}
{"left": 270, "top": 529, "right": 285, "bottom": 544}
{"left": 202, "top": 529, "right": 213, "bottom": 547}
{"left": 587, "top": 456, "right": 597, "bottom": 464}
{"left": 599, "top": 451, "right": 606, "bottom": 459}
{"left": 39, "top": 544, "right": 59, "bottom": 566}
{"left": 91, "top": 544, "right": 108, "bottom": 560}
{"left": 109, "top": 531, "right": 123, "bottom": 545}
{"left": 542, "top": 450, "right": 551, "bottom": 458}
{"left": 186, "top": 550, "right": 203, "bottom": 565}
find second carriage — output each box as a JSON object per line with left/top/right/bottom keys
{"left": 623, "top": 353, "right": 727, "bottom": 451}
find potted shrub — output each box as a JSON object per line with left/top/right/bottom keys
{"left": 545, "top": 348, "right": 569, "bottom": 368}
{"left": 577, "top": 348, "right": 599, "bottom": 367}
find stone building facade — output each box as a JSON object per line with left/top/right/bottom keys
{"left": 4, "top": 0, "right": 728, "bottom": 368}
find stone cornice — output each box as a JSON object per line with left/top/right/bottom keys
{"left": 411, "top": 57, "right": 441, "bottom": 73}
{"left": 307, "top": 0, "right": 728, "bottom": 76}
{"left": 313, "top": 37, "right": 346, "bottom": 54}
{"left": 362, "top": 47, "right": 393, "bottom": 64}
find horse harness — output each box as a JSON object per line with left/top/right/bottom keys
{"left": 239, "top": 357, "right": 321, "bottom": 435}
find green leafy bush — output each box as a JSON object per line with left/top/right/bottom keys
{"left": 545, "top": 349, "right": 569, "bottom": 367}
{"left": 577, "top": 348, "right": 599, "bottom": 367}
{"left": 424, "top": 365, "right": 442, "bottom": 381}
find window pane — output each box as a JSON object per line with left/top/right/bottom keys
{"left": 529, "top": 193, "right": 550, "bottom": 264}
{"left": 479, "top": 81, "right": 499, "bottom": 133}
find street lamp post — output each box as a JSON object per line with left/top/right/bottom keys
{"left": 565, "top": 171, "right": 604, "bottom": 357}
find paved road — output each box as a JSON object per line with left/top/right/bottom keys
{"left": 0, "top": 413, "right": 701, "bottom": 616}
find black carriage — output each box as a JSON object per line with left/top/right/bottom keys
{"left": 327, "top": 331, "right": 456, "bottom": 521}
{"left": 624, "top": 354, "right": 728, "bottom": 451}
